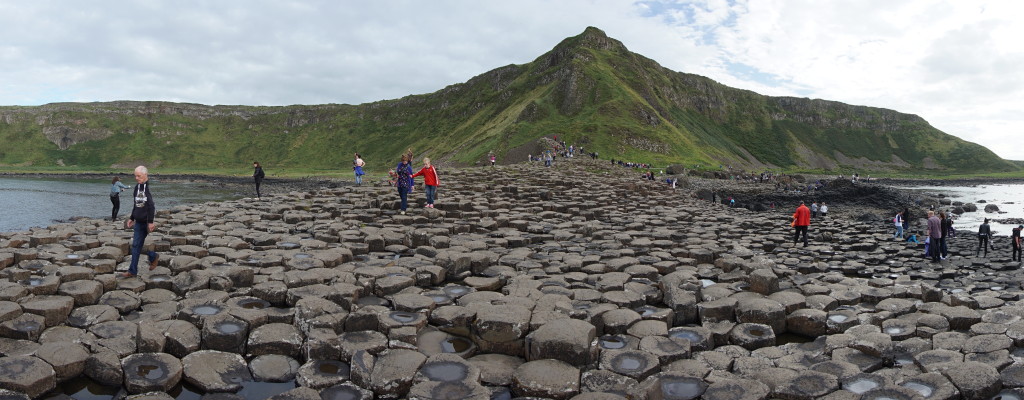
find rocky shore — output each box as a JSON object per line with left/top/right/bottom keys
{"left": 0, "top": 158, "right": 1023, "bottom": 399}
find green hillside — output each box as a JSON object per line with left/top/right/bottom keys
{"left": 0, "top": 27, "right": 1015, "bottom": 174}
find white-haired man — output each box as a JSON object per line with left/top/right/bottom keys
{"left": 124, "top": 165, "right": 159, "bottom": 277}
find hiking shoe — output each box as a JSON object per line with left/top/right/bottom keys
{"left": 149, "top": 254, "right": 159, "bottom": 271}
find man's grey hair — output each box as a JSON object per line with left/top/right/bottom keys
{"left": 135, "top": 166, "right": 148, "bottom": 175}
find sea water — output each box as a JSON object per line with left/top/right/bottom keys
{"left": 902, "top": 183, "right": 1024, "bottom": 235}
{"left": 0, "top": 176, "right": 237, "bottom": 233}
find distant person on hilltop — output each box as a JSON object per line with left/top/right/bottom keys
{"left": 411, "top": 157, "right": 439, "bottom": 208}
{"left": 977, "top": 218, "right": 991, "bottom": 257}
{"left": 394, "top": 150, "right": 414, "bottom": 215}
{"left": 253, "top": 162, "right": 265, "bottom": 200}
{"left": 792, "top": 201, "right": 811, "bottom": 247}
{"left": 353, "top": 153, "right": 366, "bottom": 185}
{"left": 109, "top": 176, "right": 131, "bottom": 221}
{"left": 124, "top": 165, "right": 159, "bottom": 278}
{"left": 490, "top": 154, "right": 496, "bottom": 167}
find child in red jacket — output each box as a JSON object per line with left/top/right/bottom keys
{"left": 411, "top": 157, "right": 440, "bottom": 208}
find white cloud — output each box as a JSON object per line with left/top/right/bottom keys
{"left": 1, "top": 0, "right": 1022, "bottom": 159}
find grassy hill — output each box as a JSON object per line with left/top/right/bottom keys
{"left": 0, "top": 27, "right": 1016, "bottom": 175}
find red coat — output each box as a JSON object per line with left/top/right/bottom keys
{"left": 793, "top": 205, "right": 810, "bottom": 226}
{"left": 411, "top": 166, "right": 439, "bottom": 186}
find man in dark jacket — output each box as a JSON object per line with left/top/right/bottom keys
{"left": 253, "top": 161, "right": 265, "bottom": 200}
{"left": 124, "top": 166, "right": 159, "bottom": 277}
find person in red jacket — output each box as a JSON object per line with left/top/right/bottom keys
{"left": 411, "top": 157, "right": 440, "bottom": 208}
{"left": 792, "top": 201, "right": 811, "bottom": 247}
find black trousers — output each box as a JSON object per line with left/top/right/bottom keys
{"left": 255, "top": 178, "right": 263, "bottom": 198}
{"left": 1014, "top": 242, "right": 1022, "bottom": 261}
{"left": 977, "top": 236, "right": 989, "bottom": 256}
{"left": 110, "top": 195, "right": 120, "bottom": 220}
{"left": 794, "top": 226, "right": 808, "bottom": 246}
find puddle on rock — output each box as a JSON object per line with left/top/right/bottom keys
{"left": 316, "top": 360, "right": 351, "bottom": 377}
{"left": 216, "top": 321, "right": 244, "bottom": 334}
{"left": 900, "top": 382, "right": 935, "bottom": 397}
{"left": 238, "top": 299, "right": 270, "bottom": 310}
{"left": 845, "top": 378, "right": 880, "bottom": 394}
{"left": 599, "top": 335, "right": 628, "bottom": 349}
{"left": 356, "top": 296, "right": 390, "bottom": 307}
{"left": 441, "top": 337, "right": 472, "bottom": 354}
{"left": 192, "top": 305, "right": 222, "bottom": 315}
{"left": 21, "top": 278, "right": 43, "bottom": 287}
{"left": 669, "top": 330, "right": 702, "bottom": 343}
{"left": 389, "top": 311, "right": 419, "bottom": 323}
{"left": 136, "top": 363, "right": 165, "bottom": 380}
{"left": 776, "top": 333, "right": 814, "bottom": 345}
{"left": 659, "top": 376, "right": 706, "bottom": 400}
{"left": 421, "top": 361, "right": 469, "bottom": 382}
{"left": 827, "top": 314, "right": 849, "bottom": 323}
{"left": 995, "top": 390, "right": 1023, "bottom": 400}
{"left": 443, "top": 286, "right": 470, "bottom": 297}
{"left": 611, "top": 353, "right": 645, "bottom": 372}
{"left": 150, "top": 275, "right": 171, "bottom": 282}
{"left": 321, "top": 384, "right": 365, "bottom": 400}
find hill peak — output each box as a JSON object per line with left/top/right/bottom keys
{"left": 554, "top": 26, "right": 627, "bottom": 54}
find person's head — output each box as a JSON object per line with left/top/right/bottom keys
{"left": 984, "top": 218, "right": 990, "bottom": 224}
{"left": 134, "top": 166, "right": 149, "bottom": 184}
{"left": 253, "top": 161, "right": 260, "bottom": 168}
{"left": 423, "top": 157, "right": 431, "bottom": 167}
{"left": 939, "top": 211, "right": 946, "bottom": 220}
{"left": 401, "top": 149, "right": 413, "bottom": 163}
{"left": 355, "top": 153, "right": 361, "bottom": 159}
{"left": 927, "top": 210, "right": 934, "bottom": 217}
{"left": 112, "top": 176, "right": 120, "bottom": 184}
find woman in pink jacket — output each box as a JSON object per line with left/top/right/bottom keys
{"left": 411, "top": 157, "right": 439, "bottom": 208}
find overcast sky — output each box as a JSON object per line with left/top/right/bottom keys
{"left": 2, "top": 1, "right": 1022, "bottom": 159}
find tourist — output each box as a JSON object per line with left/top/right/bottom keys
{"left": 253, "top": 162, "right": 265, "bottom": 200}
{"left": 792, "top": 201, "right": 811, "bottom": 247}
{"left": 490, "top": 154, "right": 496, "bottom": 167}
{"left": 939, "top": 212, "right": 952, "bottom": 259}
{"left": 926, "top": 211, "right": 941, "bottom": 263}
{"left": 977, "top": 218, "right": 991, "bottom": 257}
{"left": 395, "top": 150, "right": 414, "bottom": 215}
{"left": 109, "top": 176, "right": 131, "bottom": 221}
{"left": 124, "top": 166, "right": 159, "bottom": 278}
{"left": 411, "top": 157, "right": 439, "bottom": 208}
{"left": 820, "top": 202, "right": 829, "bottom": 218}
{"left": 893, "top": 210, "right": 904, "bottom": 239}
{"left": 811, "top": 202, "right": 819, "bottom": 218}
{"left": 1013, "top": 225, "right": 1023, "bottom": 262}
{"left": 353, "top": 153, "right": 366, "bottom": 185}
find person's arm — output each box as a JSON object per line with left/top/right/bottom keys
{"left": 411, "top": 168, "right": 424, "bottom": 178}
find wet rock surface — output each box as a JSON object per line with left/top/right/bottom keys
{"left": 3, "top": 159, "right": 1024, "bottom": 398}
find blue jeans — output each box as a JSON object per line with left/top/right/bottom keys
{"left": 894, "top": 225, "right": 903, "bottom": 238}
{"left": 130, "top": 221, "right": 157, "bottom": 275}
{"left": 397, "top": 186, "right": 409, "bottom": 211}
{"left": 355, "top": 174, "right": 362, "bottom": 185}
{"left": 425, "top": 185, "right": 437, "bottom": 205}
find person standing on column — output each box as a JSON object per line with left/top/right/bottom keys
{"left": 395, "top": 150, "right": 414, "bottom": 215}
{"left": 1013, "top": 225, "right": 1023, "bottom": 263}
{"left": 411, "top": 157, "right": 439, "bottom": 208}
{"left": 353, "top": 153, "right": 366, "bottom": 185}
{"left": 926, "top": 211, "right": 941, "bottom": 263}
{"left": 977, "top": 218, "right": 991, "bottom": 257}
{"left": 792, "top": 201, "right": 811, "bottom": 247}
{"left": 253, "top": 162, "right": 265, "bottom": 200}
{"left": 109, "top": 176, "right": 131, "bottom": 221}
{"left": 124, "top": 166, "right": 159, "bottom": 278}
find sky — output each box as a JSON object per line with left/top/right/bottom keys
{"left": 2, "top": 1, "right": 1023, "bottom": 159}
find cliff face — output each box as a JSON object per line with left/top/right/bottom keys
{"left": 0, "top": 27, "right": 1014, "bottom": 173}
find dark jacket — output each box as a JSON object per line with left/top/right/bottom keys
{"left": 978, "top": 223, "right": 991, "bottom": 237}
{"left": 254, "top": 167, "right": 265, "bottom": 181}
{"left": 130, "top": 182, "right": 156, "bottom": 224}
{"left": 940, "top": 218, "right": 952, "bottom": 238}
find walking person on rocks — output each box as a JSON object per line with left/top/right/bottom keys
{"left": 926, "top": 211, "right": 941, "bottom": 263}
{"left": 939, "top": 211, "right": 952, "bottom": 259}
{"left": 109, "top": 176, "right": 131, "bottom": 221}
{"left": 353, "top": 153, "right": 366, "bottom": 185}
{"left": 977, "top": 218, "right": 991, "bottom": 257}
{"left": 253, "top": 161, "right": 265, "bottom": 200}
{"left": 820, "top": 202, "right": 828, "bottom": 219}
{"left": 1013, "top": 225, "right": 1023, "bottom": 263}
{"left": 792, "top": 201, "right": 811, "bottom": 247}
{"left": 123, "top": 166, "right": 159, "bottom": 278}
{"left": 395, "top": 150, "right": 414, "bottom": 215}
{"left": 893, "top": 210, "right": 904, "bottom": 239}
{"left": 411, "top": 157, "right": 439, "bottom": 208}
{"left": 902, "top": 207, "right": 911, "bottom": 236}
{"left": 811, "top": 201, "right": 819, "bottom": 218}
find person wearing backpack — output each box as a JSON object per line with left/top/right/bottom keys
{"left": 412, "top": 157, "right": 439, "bottom": 208}
{"left": 893, "top": 211, "right": 904, "bottom": 239}
{"left": 977, "top": 218, "right": 991, "bottom": 257}
{"left": 394, "top": 150, "right": 414, "bottom": 215}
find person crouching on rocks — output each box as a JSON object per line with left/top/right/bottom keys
{"left": 124, "top": 165, "right": 159, "bottom": 278}
{"left": 411, "top": 157, "right": 439, "bottom": 208}
{"left": 395, "top": 150, "right": 414, "bottom": 215}
{"left": 792, "top": 201, "right": 811, "bottom": 247}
